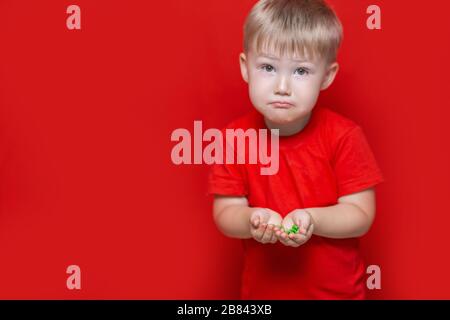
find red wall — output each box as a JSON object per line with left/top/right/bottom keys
{"left": 0, "top": 0, "right": 449, "bottom": 299}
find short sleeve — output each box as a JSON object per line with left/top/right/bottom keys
{"left": 332, "top": 126, "right": 385, "bottom": 197}
{"left": 206, "top": 161, "right": 248, "bottom": 197}
{"left": 205, "top": 126, "right": 249, "bottom": 197}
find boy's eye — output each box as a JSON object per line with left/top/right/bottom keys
{"left": 295, "top": 67, "right": 309, "bottom": 76}
{"left": 261, "top": 65, "right": 310, "bottom": 76}
{"left": 261, "top": 64, "right": 275, "bottom": 72}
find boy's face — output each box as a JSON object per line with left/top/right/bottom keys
{"left": 239, "top": 46, "right": 339, "bottom": 126}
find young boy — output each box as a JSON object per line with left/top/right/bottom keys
{"left": 207, "top": 0, "right": 385, "bottom": 299}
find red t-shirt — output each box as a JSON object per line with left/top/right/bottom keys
{"left": 207, "top": 106, "right": 385, "bottom": 300}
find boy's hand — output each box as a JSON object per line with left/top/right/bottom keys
{"left": 273, "top": 209, "right": 314, "bottom": 247}
{"left": 249, "top": 208, "right": 283, "bottom": 244}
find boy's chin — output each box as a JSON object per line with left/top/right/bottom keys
{"left": 263, "top": 112, "right": 301, "bottom": 125}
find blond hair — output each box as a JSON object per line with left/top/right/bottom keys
{"left": 243, "top": 0, "right": 343, "bottom": 63}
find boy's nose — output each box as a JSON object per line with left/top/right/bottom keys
{"left": 274, "top": 76, "right": 291, "bottom": 96}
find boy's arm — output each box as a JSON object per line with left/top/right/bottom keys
{"left": 307, "top": 187, "right": 377, "bottom": 239}
{"left": 213, "top": 195, "right": 255, "bottom": 239}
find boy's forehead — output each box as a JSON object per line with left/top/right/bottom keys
{"left": 248, "top": 43, "right": 318, "bottom": 63}
{"left": 258, "top": 52, "right": 309, "bottom": 62}
{"left": 250, "top": 49, "right": 319, "bottom": 64}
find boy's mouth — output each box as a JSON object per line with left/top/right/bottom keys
{"left": 270, "top": 102, "right": 294, "bottom": 109}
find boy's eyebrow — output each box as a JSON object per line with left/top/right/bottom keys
{"left": 258, "top": 53, "right": 312, "bottom": 63}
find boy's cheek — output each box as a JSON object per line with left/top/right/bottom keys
{"left": 250, "top": 81, "right": 272, "bottom": 97}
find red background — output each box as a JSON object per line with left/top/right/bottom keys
{"left": 0, "top": 0, "right": 449, "bottom": 299}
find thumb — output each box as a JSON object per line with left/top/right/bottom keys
{"left": 251, "top": 210, "right": 264, "bottom": 228}
{"left": 251, "top": 216, "right": 260, "bottom": 228}
{"left": 296, "top": 217, "right": 308, "bottom": 233}
{"left": 252, "top": 208, "right": 269, "bottom": 228}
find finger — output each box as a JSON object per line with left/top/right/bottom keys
{"left": 293, "top": 218, "right": 305, "bottom": 234}
{"left": 276, "top": 233, "right": 289, "bottom": 246}
{"left": 251, "top": 216, "right": 260, "bottom": 228}
{"left": 274, "top": 226, "right": 285, "bottom": 234}
{"left": 294, "top": 218, "right": 301, "bottom": 229}
{"left": 301, "top": 224, "right": 309, "bottom": 235}
{"left": 256, "top": 224, "right": 268, "bottom": 242}
{"left": 266, "top": 224, "right": 278, "bottom": 244}
{"left": 277, "top": 231, "right": 296, "bottom": 247}
{"left": 270, "top": 233, "right": 278, "bottom": 243}
{"left": 282, "top": 231, "right": 291, "bottom": 240}
{"left": 302, "top": 223, "right": 312, "bottom": 237}
{"left": 267, "top": 225, "right": 278, "bottom": 243}
{"left": 290, "top": 224, "right": 314, "bottom": 245}
{"left": 251, "top": 223, "right": 264, "bottom": 240}
{"left": 288, "top": 232, "right": 306, "bottom": 246}
{"left": 300, "top": 220, "right": 310, "bottom": 234}
{"left": 273, "top": 230, "right": 285, "bottom": 241}
{"left": 284, "top": 232, "right": 301, "bottom": 247}
{"left": 261, "top": 224, "right": 274, "bottom": 243}
{"left": 306, "top": 223, "right": 314, "bottom": 238}
{"left": 274, "top": 230, "right": 285, "bottom": 241}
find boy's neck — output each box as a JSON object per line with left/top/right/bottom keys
{"left": 264, "top": 113, "right": 312, "bottom": 137}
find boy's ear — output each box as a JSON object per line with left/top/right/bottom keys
{"left": 320, "top": 62, "right": 339, "bottom": 91}
{"left": 239, "top": 52, "right": 249, "bottom": 83}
